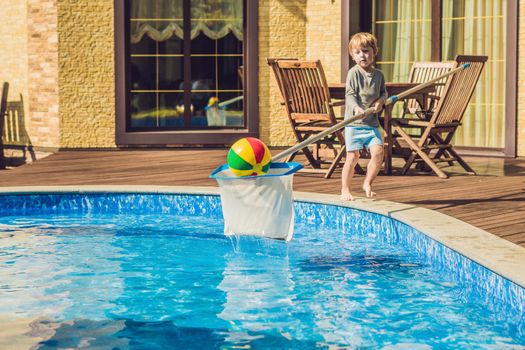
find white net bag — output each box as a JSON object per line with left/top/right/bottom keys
{"left": 210, "top": 162, "right": 303, "bottom": 241}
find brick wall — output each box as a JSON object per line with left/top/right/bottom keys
{"left": 3, "top": 1, "right": 521, "bottom": 152}
{"left": 306, "top": 0, "right": 342, "bottom": 84}
{"left": 57, "top": 0, "right": 115, "bottom": 148}
{"left": 518, "top": 0, "right": 525, "bottom": 156}
{"left": 27, "top": 0, "right": 60, "bottom": 148}
{"left": 0, "top": 0, "right": 28, "bottom": 121}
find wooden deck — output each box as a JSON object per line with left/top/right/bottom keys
{"left": 0, "top": 149, "right": 524, "bottom": 248}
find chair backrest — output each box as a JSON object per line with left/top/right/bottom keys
{"left": 267, "top": 58, "right": 298, "bottom": 103}
{"left": 237, "top": 65, "right": 244, "bottom": 88}
{"left": 431, "top": 55, "right": 488, "bottom": 125}
{"left": 275, "top": 59, "right": 336, "bottom": 123}
{"left": 4, "top": 95, "right": 27, "bottom": 145}
{"left": 406, "top": 61, "right": 457, "bottom": 112}
{"left": 0, "top": 82, "right": 9, "bottom": 169}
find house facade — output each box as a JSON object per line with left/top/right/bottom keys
{"left": 1, "top": 0, "right": 524, "bottom": 157}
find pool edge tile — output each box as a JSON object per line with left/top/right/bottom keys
{"left": 0, "top": 185, "right": 523, "bottom": 289}
{"left": 294, "top": 191, "right": 525, "bottom": 290}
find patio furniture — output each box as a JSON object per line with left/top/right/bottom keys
{"left": 402, "top": 61, "right": 456, "bottom": 119}
{"left": 0, "top": 82, "right": 8, "bottom": 169}
{"left": 328, "top": 82, "right": 436, "bottom": 175}
{"left": 237, "top": 65, "right": 244, "bottom": 88}
{"left": 391, "top": 55, "right": 488, "bottom": 178}
{"left": 270, "top": 59, "right": 346, "bottom": 179}
{"left": 267, "top": 57, "right": 299, "bottom": 105}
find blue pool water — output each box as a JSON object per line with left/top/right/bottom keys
{"left": 0, "top": 193, "right": 523, "bottom": 349}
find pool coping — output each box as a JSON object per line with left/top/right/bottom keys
{"left": 0, "top": 185, "right": 524, "bottom": 290}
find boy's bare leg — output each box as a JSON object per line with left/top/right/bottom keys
{"left": 363, "top": 145, "right": 384, "bottom": 198}
{"left": 341, "top": 151, "right": 360, "bottom": 201}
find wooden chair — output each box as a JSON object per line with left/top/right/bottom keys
{"left": 267, "top": 58, "right": 298, "bottom": 103}
{"left": 402, "top": 61, "right": 457, "bottom": 119}
{"left": 237, "top": 65, "right": 244, "bottom": 88}
{"left": 270, "top": 59, "right": 346, "bottom": 179}
{"left": 0, "top": 82, "right": 9, "bottom": 169}
{"left": 391, "top": 55, "right": 488, "bottom": 178}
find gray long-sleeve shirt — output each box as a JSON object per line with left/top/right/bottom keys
{"left": 344, "top": 65, "right": 388, "bottom": 127}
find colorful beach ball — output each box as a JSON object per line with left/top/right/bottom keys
{"left": 227, "top": 137, "right": 272, "bottom": 177}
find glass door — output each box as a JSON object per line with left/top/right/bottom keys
{"left": 128, "top": 0, "right": 244, "bottom": 130}
{"left": 442, "top": 0, "right": 507, "bottom": 148}
{"left": 370, "top": 0, "right": 507, "bottom": 149}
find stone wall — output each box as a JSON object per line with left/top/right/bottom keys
{"left": 1, "top": 1, "right": 522, "bottom": 153}
{"left": 258, "top": 0, "right": 343, "bottom": 147}
{"left": 258, "top": 0, "right": 307, "bottom": 147}
{"left": 57, "top": 0, "right": 115, "bottom": 148}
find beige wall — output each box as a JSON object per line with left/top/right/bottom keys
{"left": 306, "top": 0, "right": 342, "bottom": 84}
{"left": 58, "top": 0, "right": 115, "bottom": 148}
{"left": 0, "top": 1, "right": 28, "bottom": 110}
{"left": 1, "top": 0, "right": 61, "bottom": 150}
{"left": 259, "top": 0, "right": 343, "bottom": 147}
{"left": 27, "top": 0, "right": 60, "bottom": 148}
{"left": 0, "top": 0, "right": 116, "bottom": 150}
{"left": 259, "top": 0, "right": 307, "bottom": 147}
{"left": 0, "top": 1, "right": 29, "bottom": 147}
{"left": 518, "top": 0, "right": 525, "bottom": 156}
{"left": 1, "top": 1, "right": 522, "bottom": 153}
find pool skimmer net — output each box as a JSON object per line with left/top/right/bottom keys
{"left": 210, "top": 162, "right": 303, "bottom": 241}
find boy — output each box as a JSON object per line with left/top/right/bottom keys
{"left": 341, "top": 32, "right": 387, "bottom": 201}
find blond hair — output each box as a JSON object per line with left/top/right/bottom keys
{"left": 348, "top": 32, "right": 379, "bottom": 55}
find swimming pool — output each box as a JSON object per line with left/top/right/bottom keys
{"left": 0, "top": 188, "right": 523, "bottom": 349}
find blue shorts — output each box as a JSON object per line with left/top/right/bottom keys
{"left": 345, "top": 126, "right": 383, "bottom": 152}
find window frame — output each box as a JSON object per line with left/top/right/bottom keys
{"left": 115, "top": 0, "right": 259, "bottom": 146}
{"left": 342, "top": 0, "right": 518, "bottom": 157}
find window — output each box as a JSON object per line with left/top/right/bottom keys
{"left": 347, "top": 0, "right": 516, "bottom": 154}
{"left": 115, "top": 0, "right": 258, "bottom": 146}
{"left": 442, "top": 0, "right": 507, "bottom": 148}
{"left": 374, "top": 0, "right": 432, "bottom": 81}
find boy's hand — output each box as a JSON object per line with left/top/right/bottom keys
{"left": 354, "top": 106, "right": 365, "bottom": 115}
{"left": 373, "top": 98, "right": 385, "bottom": 113}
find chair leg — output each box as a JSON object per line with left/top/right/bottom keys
{"left": 447, "top": 147, "right": 476, "bottom": 175}
{"left": 301, "top": 145, "right": 321, "bottom": 169}
{"left": 394, "top": 125, "right": 448, "bottom": 179}
{"left": 354, "top": 163, "right": 365, "bottom": 175}
{"left": 430, "top": 133, "right": 454, "bottom": 166}
{"left": 285, "top": 151, "right": 297, "bottom": 163}
{"left": 401, "top": 152, "right": 418, "bottom": 175}
{"left": 0, "top": 145, "right": 5, "bottom": 170}
{"left": 325, "top": 146, "right": 346, "bottom": 179}
{"left": 430, "top": 133, "right": 475, "bottom": 175}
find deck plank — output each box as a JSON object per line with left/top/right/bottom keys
{"left": 0, "top": 149, "right": 524, "bottom": 248}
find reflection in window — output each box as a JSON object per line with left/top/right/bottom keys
{"left": 128, "top": 0, "right": 244, "bottom": 130}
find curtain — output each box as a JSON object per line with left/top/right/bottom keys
{"left": 375, "top": 0, "right": 431, "bottom": 117}
{"left": 442, "top": 0, "right": 506, "bottom": 148}
{"left": 376, "top": 0, "right": 432, "bottom": 82}
{"left": 130, "top": 0, "right": 243, "bottom": 44}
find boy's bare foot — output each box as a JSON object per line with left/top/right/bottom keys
{"left": 340, "top": 190, "right": 355, "bottom": 201}
{"left": 362, "top": 183, "right": 376, "bottom": 198}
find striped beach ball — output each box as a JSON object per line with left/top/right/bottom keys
{"left": 227, "top": 137, "right": 272, "bottom": 177}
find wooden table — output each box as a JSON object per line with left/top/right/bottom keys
{"left": 328, "top": 82, "right": 435, "bottom": 175}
